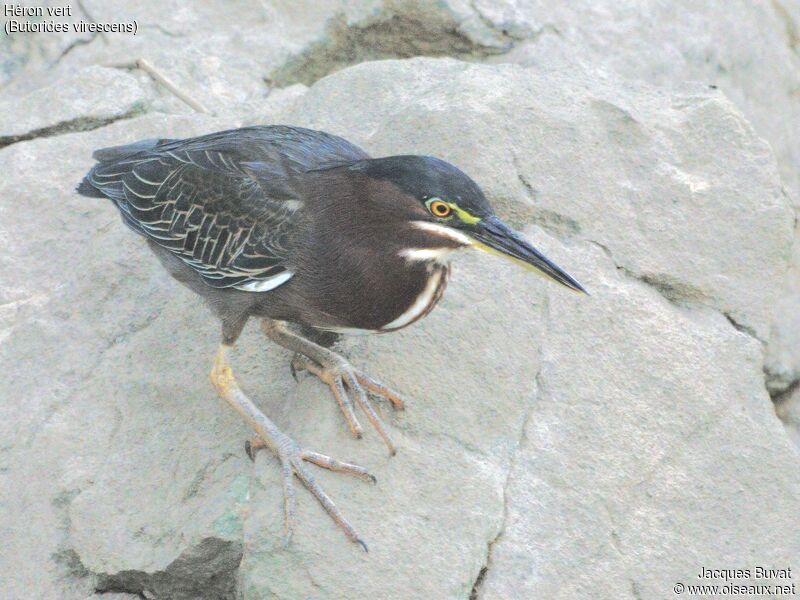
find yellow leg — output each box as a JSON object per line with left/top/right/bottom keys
{"left": 210, "top": 344, "right": 372, "bottom": 550}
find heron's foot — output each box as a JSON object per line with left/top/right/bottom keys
{"left": 245, "top": 435, "right": 374, "bottom": 550}
{"left": 261, "top": 319, "right": 406, "bottom": 455}
{"left": 211, "top": 344, "right": 371, "bottom": 549}
{"left": 290, "top": 353, "right": 406, "bottom": 455}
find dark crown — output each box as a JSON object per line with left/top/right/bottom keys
{"left": 351, "top": 155, "right": 493, "bottom": 218}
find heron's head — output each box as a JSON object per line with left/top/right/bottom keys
{"left": 353, "top": 155, "right": 586, "bottom": 293}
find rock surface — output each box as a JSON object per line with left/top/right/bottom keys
{"left": 487, "top": 0, "right": 800, "bottom": 402}
{"left": 2, "top": 0, "right": 533, "bottom": 117}
{"left": 0, "top": 66, "right": 150, "bottom": 146}
{"left": 490, "top": 0, "right": 800, "bottom": 199}
{"left": 477, "top": 243, "right": 799, "bottom": 599}
{"left": 1, "top": 3, "right": 799, "bottom": 600}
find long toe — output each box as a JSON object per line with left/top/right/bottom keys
{"left": 278, "top": 440, "right": 371, "bottom": 549}
{"left": 301, "top": 449, "right": 377, "bottom": 484}
{"left": 354, "top": 372, "right": 408, "bottom": 411}
{"left": 294, "top": 355, "right": 365, "bottom": 438}
{"left": 340, "top": 368, "right": 398, "bottom": 455}
{"left": 305, "top": 358, "right": 399, "bottom": 454}
{"left": 256, "top": 431, "right": 373, "bottom": 549}
{"left": 262, "top": 321, "right": 407, "bottom": 454}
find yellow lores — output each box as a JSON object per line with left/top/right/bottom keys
{"left": 451, "top": 204, "right": 482, "bottom": 225}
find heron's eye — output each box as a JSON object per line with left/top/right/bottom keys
{"left": 427, "top": 199, "right": 452, "bottom": 218}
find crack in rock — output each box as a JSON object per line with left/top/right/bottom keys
{"left": 587, "top": 242, "right": 765, "bottom": 344}
{"left": 470, "top": 292, "right": 550, "bottom": 600}
{"left": 269, "top": 11, "right": 513, "bottom": 87}
{"left": 723, "top": 312, "right": 761, "bottom": 341}
{"left": 634, "top": 271, "right": 711, "bottom": 308}
{"left": 50, "top": 34, "right": 99, "bottom": 67}
{"left": 469, "top": 371, "right": 540, "bottom": 599}
{"left": 0, "top": 108, "right": 146, "bottom": 150}
{"left": 468, "top": 438, "right": 512, "bottom": 600}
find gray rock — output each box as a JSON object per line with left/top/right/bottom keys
{"left": 0, "top": 66, "right": 149, "bottom": 146}
{"left": 491, "top": 0, "right": 800, "bottom": 201}
{"left": 487, "top": 0, "right": 800, "bottom": 401}
{"left": 0, "top": 113, "right": 243, "bottom": 600}
{"left": 476, "top": 242, "right": 800, "bottom": 599}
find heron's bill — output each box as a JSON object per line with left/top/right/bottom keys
{"left": 468, "top": 216, "right": 587, "bottom": 293}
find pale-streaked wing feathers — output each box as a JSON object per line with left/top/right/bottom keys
{"left": 92, "top": 155, "right": 293, "bottom": 289}
{"left": 83, "top": 126, "right": 369, "bottom": 291}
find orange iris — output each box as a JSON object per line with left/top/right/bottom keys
{"left": 429, "top": 200, "right": 451, "bottom": 218}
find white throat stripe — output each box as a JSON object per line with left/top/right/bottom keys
{"left": 382, "top": 268, "right": 443, "bottom": 330}
{"left": 399, "top": 247, "right": 455, "bottom": 264}
{"left": 411, "top": 221, "right": 472, "bottom": 245}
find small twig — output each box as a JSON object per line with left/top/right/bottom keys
{"left": 136, "top": 58, "right": 212, "bottom": 114}
{"left": 105, "top": 58, "right": 212, "bottom": 115}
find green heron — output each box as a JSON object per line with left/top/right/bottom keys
{"left": 77, "top": 125, "right": 584, "bottom": 549}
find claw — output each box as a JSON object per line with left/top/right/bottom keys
{"left": 245, "top": 439, "right": 255, "bottom": 461}
{"left": 289, "top": 353, "right": 306, "bottom": 382}
{"left": 245, "top": 436, "right": 267, "bottom": 461}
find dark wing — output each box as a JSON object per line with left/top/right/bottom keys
{"left": 79, "top": 126, "right": 370, "bottom": 292}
